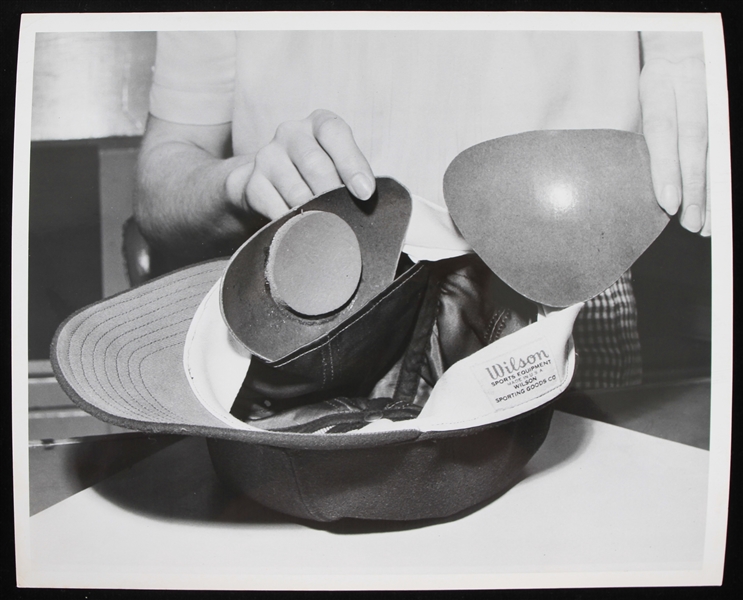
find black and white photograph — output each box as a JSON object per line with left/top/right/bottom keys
{"left": 12, "top": 11, "right": 733, "bottom": 590}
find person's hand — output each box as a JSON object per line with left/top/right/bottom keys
{"left": 225, "top": 109, "right": 375, "bottom": 221}
{"left": 639, "top": 33, "right": 710, "bottom": 236}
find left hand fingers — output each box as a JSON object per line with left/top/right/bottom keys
{"left": 640, "top": 59, "right": 682, "bottom": 216}
{"left": 641, "top": 57, "right": 708, "bottom": 234}
{"left": 675, "top": 58, "right": 708, "bottom": 233}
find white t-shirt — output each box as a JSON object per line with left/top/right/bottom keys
{"left": 149, "top": 30, "right": 642, "bottom": 206}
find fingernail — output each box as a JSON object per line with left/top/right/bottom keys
{"left": 682, "top": 205, "right": 703, "bottom": 232}
{"left": 351, "top": 173, "right": 374, "bottom": 200}
{"left": 660, "top": 185, "right": 680, "bottom": 215}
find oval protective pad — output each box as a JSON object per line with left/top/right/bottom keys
{"left": 222, "top": 178, "right": 412, "bottom": 363}
{"left": 443, "top": 130, "right": 670, "bottom": 307}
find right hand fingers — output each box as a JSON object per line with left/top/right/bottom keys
{"left": 246, "top": 170, "right": 298, "bottom": 221}
{"left": 305, "top": 109, "right": 375, "bottom": 200}
{"left": 251, "top": 142, "right": 314, "bottom": 215}
{"left": 245, "top": 110, "right": 375, "bottom": 219}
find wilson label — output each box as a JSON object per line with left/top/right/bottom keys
{"left": 472, "top": 340, "right": 561, "bottom": 407}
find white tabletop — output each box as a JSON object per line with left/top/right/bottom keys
{"left": 20, "top": 410, "right": 711, "bottom": 589}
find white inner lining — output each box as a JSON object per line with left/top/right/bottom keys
{"left": 184, "top": 280, "right": 260, "bottom": 431}
{"left": 183, "top": 195, "right": 581, "bottom": 434}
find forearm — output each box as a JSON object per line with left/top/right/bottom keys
{"left": 134, "top": 119, "right": 266, "bottom": 264}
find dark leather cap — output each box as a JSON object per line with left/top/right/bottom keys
{"left": 211, "top": 254, "right": 544, "bottom": 522}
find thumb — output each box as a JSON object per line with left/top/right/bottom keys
{"left": 225, "top": 159, "right": 255, "bottom": 212}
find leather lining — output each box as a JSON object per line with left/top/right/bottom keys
{"left": 232, "top": 255, "right": 538, "bottom": 433}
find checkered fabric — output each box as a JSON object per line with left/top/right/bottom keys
{"left": 571, "top": 270, "right": 642, "bottom": 389}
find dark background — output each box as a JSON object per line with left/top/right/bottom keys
{"left": 4, "top": 1, "right": 740, "bottom": 596}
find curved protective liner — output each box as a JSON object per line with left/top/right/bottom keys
{"left": 444, "top": 130, "right": 670, "bottom": 307}
{"left": 221, "top": 177, "right": 412, "bottom": 362}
